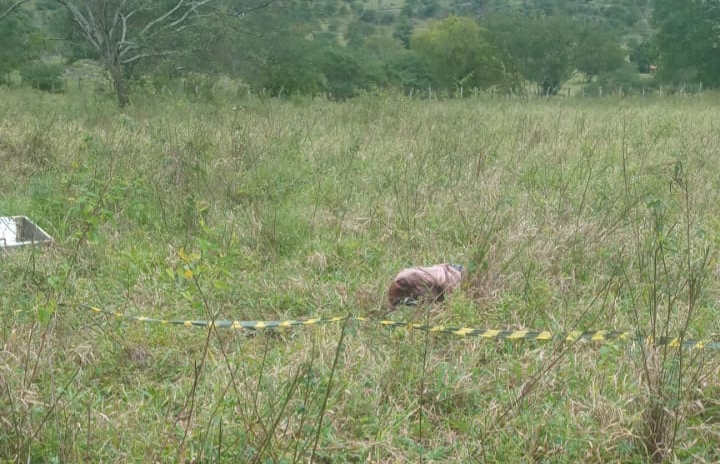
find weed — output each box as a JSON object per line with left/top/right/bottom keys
{"left": 2, "top": 88, "right": 720, "bottom": 462}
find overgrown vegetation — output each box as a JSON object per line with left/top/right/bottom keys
{"left": 2, "top": 87, "right": 720, "bottom": 462}
{"left": 0, "top": 0, "right": 717, "bottom": 103}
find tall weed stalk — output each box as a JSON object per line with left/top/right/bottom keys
{"left": 622, "top": 159, "right": 714, "bottom": 462}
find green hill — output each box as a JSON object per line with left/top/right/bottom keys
{"left": 2, "top": 0, "right": 664, "bottom": 102}
{"left": 18, "top": 0, "right": 653, "bottom": 46}
{"left": 308, "top": 0, "right": 653, "bottom": 45}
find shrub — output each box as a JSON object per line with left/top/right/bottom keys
{"left": 20, "top": 61, "right": 64, "bottom": 92}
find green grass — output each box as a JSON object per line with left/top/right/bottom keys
{"left": 2, "top": 86, "right": 720, "bottom": 463}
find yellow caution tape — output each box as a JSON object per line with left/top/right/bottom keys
{"left": 73, "top": 304, "right": 720, "bottom": 350}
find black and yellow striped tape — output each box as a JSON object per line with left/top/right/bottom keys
{"left": 78, "top": 305, "right": 720, "bottom": 350}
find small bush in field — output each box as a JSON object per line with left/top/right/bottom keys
{"left": 20, "top": 61, "right": 65, "bottom": 93}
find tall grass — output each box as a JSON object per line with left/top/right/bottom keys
{"left": 2, "top": 86, "right": 720, "bottom": 462}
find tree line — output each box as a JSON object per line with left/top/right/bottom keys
{"left": 0, "top": 0, "right": 718, "bottom": 106}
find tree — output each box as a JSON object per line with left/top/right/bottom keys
{"left": 0, "top": 0, "right": 29, "bottom": 19}
{"left": 254, "top": 31, "right": 327, "bottom": 96}
{"left": 628, "top": 38, "right": 657, "bottom": 73}
{"left": 482, "top": 14, "right": 578, "bottom": 95}
{"left": 603, "top": 4, "right": 637, "bottom": 29}
{"left": 320, "top": 45, "right": 386, "bottom": 98}
{"left": 653, "top": 0, "right": 720, "bottom": 86}
{"left": 411, "top": 16, "right": 510, "bottom": 93}
{"left": 416, "top": 0, "right": 441, "bottom": 19}
{"left": 392, "top": 16, "right": 413, "bottom": 48}
{"left": 345, "top": 19, "right": 376, "bottom": 47}
{"left": 574, "top": 23, "right": 624, "bottom": 82}
{"left": 383, "top": 48, "right": 432, "bottom": 91}
{"left": 172, "top": 0, "right": 321, "bottom": 81}
{"left": 0, "top": 0, "right": 42, "bottom": 84}
{"left": 54, "top": 0, "right": 234, "bottom": 106}
{"left": 20, "top": 61, "right": 65, "bottom": 92}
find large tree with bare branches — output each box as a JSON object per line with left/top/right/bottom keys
{"left": 54, "top": 0, "right": 226, "bottom": 106}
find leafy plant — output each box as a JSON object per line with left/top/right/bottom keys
{"left": 20, "top": 61, "right": 64, "bottom": 92}
{"left": 411, "top": 15, "right": 509, "bottom": 93}
{"left": 620, "top": 159, "right": 714, "bottom": 462}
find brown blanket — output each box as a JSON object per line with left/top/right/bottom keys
{"left": 387, "top": 263, "right": 464, "bottom": 309}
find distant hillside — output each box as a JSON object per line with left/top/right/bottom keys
{"left": 308, "top": 0, "right": 654, "bottom": 45}
{"left": 19, "top": 0, "right": 653, "bottom": 49}
{"left": 6, "top": 0, "right": 663, "bottom": 102}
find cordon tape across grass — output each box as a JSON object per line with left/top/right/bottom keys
{"left": 61, "top": 304, "right": 720, "bottom": 350}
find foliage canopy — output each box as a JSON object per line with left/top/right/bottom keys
{"left": 3, "top": 0, "right": 720, "bottom": 102}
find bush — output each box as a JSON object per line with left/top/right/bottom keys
{"left": 384, "top": 50, "right": 432, "bottom": 92}
{"left": 412, "top": 16, "right": 509, "bottom": 92}
{"left": 359, "top": 9, "right": 377, "bottom": 23}
{"left": 379, "top": 11, "right": 396, "bottom": 25}
{"left": 256, "top": 35, "right": 327, "bottom": 97}
{"left": 581, "top": 63, "right": 658, "bottom": 96}
{"left": 321, "top": 46, "right": 386, "bottom": 99}
{"left": 20, "top": 61, "right": 64, "bottom": 92}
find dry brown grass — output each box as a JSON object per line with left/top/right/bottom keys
{"left": 2, "top": 87, "right": 720, "bottom": 462}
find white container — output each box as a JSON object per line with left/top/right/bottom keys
{"left": 0, "top": 216, "right": 53, "bottom": 249}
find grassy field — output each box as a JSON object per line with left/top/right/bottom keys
{"left": 2, "top": 87, "right": 720, "bottom": 463}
